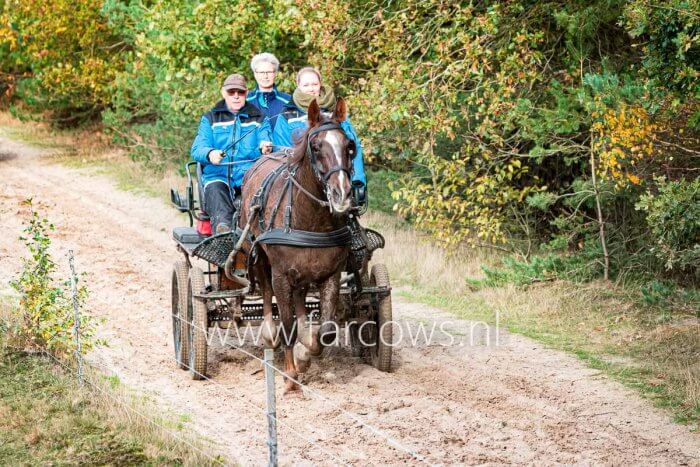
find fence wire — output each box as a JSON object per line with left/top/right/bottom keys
{"left": 27, "top": 250, "right": 425, "bottom": 466}
{"left": 40, "top": 350, "right": 230, "bottom": 466}
{"left": 179, "top": 312, "right": 428, "bottom": 464}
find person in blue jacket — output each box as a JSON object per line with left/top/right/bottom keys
{"left": 246, "top": 53, "right": 290, "bottom": 132}
{"left": 272, "top": 66, "right": 367, "bottom": 207}
{"left": 191, "top": 73, "right": 272, "bottom": 234}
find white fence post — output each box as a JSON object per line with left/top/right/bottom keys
{"left": 264, "top": 348, "right": 278, "bottom": 467}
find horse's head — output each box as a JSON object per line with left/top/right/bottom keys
{"left": 303, "top": 98, "right": 354, "bottom": 214}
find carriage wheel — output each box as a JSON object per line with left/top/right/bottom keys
{"left": 368, "top": 263, "right": 393, "bottom": 372}
{"left": 171, "top": 261, "right": 190, "bottom": 370}
{"left": 187, "top": 266, "right": 209, "bottom": 380}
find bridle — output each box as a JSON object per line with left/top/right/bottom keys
{"left": 305, "top": 121, "right": 354, "bottom": 186}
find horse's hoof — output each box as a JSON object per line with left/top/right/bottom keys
{"left": 293, "top": 342, "right": 311, "bottom": 373}
{"left": 307, "top": 340, "right": 323, "bottom": 357}
{"left": 283, "top": 378, "right": 301, "bottom": 395}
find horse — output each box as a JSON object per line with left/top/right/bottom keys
{"left": 239, "top": 97, "right": 355, "bottom": 392}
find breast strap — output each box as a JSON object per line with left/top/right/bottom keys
{"left": 255, "top": 227, "right": 351, "bottom": 248}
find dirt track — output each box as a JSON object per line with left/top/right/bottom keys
{"left": 1, "top": 136, "right": 698, "bottom": 466}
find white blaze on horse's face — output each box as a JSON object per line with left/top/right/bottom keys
{"left": 323, "top": 130, "right": 352, "bottom": 214}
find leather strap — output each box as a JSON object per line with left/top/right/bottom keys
{"left": 255, "top": 227, "right": 352, "bottom": 248}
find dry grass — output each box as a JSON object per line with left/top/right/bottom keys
{"left": 0, "top": 299, "right": 225, "bottom": 465}
{"left": 363, "top": 210, "right": 496, "bottom": 294}
{"left": 79, "top": 364, "right": 225, "bottom": 466}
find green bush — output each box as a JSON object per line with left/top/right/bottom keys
{"left": 8, "top": 200, "right": 100, "bottom": 357}
{"left": 636, "top": 177, "right": 700, "bottom": 275}
{"left": 477, "top": 237, "right": 605, "bottom": 287}
{"left": 0, "top": 0, "right": 126, "bottom": 120}
{"left": 366, "top": 169, "right": 401, "bottom": 214}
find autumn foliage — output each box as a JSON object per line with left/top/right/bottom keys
{"left": 1, "top": 0, "right": 698, "bottom": 282}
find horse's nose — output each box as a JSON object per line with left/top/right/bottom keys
{"left": 328, "top": 185, "right": 351, "bottom": 214}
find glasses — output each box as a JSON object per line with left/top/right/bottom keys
{"left": 226, "top": 89, "right": 246, "bottom": 96}
{"left": 254, "top": 70, "right": 276, "bottom": 76}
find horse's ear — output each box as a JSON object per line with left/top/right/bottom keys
{"left": 333, "top": 97, "right": 347, "bottom": 123}
{"left": 308, "top": 99, "right": 321, "bottom": 127}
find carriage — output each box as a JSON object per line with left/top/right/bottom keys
{"left": 169, "top": 158, "right": 393, "bottom": 380}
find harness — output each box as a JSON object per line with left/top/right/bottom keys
{"left": 224, "top": 122, "right": 354, "bottom": 279}
{"left": 250, "top": 125, "right": 353, "bottom": 248}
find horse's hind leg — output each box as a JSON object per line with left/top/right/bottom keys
{"left": 271, "top": 270, "right": 299, "bottom": 393}
{"left": 318, "top": 272, "right": 341, "bottom": 348}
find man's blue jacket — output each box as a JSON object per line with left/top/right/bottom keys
{"left": 272, "top": 102, "right": 366, "bottom": 187}
{"left": 191, "top": 101, "right": 272, "bottom": 189}
{"left": 246, "top": 85, "right": 290, "bottom": 132}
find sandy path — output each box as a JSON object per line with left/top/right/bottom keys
{"left": 0, "top": 136, "right": 698, "bottom": 466}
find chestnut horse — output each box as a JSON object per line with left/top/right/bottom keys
{"left": 239, "top": 98, "right": 355, "bottom": 392}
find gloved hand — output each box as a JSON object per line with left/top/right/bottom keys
{"left": 208, "top": 149, "right": 225, "bottom": 165}
{"left": 352, "top": 181, "right": 367, "bottom": 207}
{"left": 260, "top": 141, "right": 273, "bottom": 154}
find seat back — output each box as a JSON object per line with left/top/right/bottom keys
{"left": 196, "top": 162, "right": 209, "bottom": 218}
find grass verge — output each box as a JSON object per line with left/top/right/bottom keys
{"left": 0, "top": 348, "right": 225, "bottom": 465}
{"left": 393, "top": 276, "right": 699, "bottom": 427}
{"left": 2, "top": 111, "right": 698, "bottom": 429}
{"left": 0, "top": 296, "right": 225, "bottom": 465}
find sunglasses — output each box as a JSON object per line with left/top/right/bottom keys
{"left": 226, "top": 89, "right": 246, "bottom": 96}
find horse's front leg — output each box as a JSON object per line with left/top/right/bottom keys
{"left": 271, "top": 270, "right": 299, "bottom": 393}
{"left": 256, "top": 261, "right": 279, "bottom": 349}
{"left": 293, "top": 286, "right": 320, "bottom": 354}
{"left": 292, "top": 286, "right": 316, "bottom": 373}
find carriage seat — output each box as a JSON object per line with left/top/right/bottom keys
{"left": 173, "top": 226, "right": 209, "bottom": 248}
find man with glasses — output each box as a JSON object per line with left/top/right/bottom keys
{"left": 247, "top": 53, "right": 291, "bottom": 131}
{"left": 191, "top": 74, "right": 273, "bottom": 234}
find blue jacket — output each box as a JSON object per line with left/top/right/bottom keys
{"left": 246, "top": 85, "right": 290, "bottom": 132}
{"left": 272, "top": 102, "right": 366, "bottom": 187}
{"left": 191, "top": 101, "right": 272, "bottom": 188}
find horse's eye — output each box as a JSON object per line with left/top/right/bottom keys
{"left": 311, "top": 139, "right": 322, "bottom": 151}
{"left": 347, "top": 142, "right": 356, "bottom": 156}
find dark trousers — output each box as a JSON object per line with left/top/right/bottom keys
{"left": 204, "top": 182, "right": 237, "bottom": 232}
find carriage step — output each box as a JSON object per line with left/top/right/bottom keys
{"left": 237, "top": 301, "right": 321, "bottom": 322}
{"left": 194, "top": 287, "right": 249, "bottom": 299}
{"left": 237, "top": 310, "right": 322, "bottom": 322}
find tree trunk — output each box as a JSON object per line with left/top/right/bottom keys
{"left": 590, "top": 145, "right": 610, "bottom": 281}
